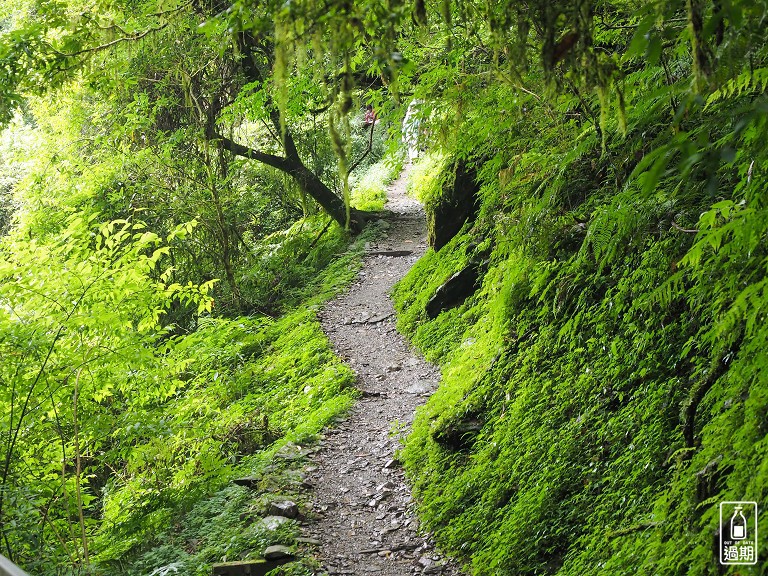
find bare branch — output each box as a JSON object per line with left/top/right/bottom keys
{"left": 349, "top": 121, "right": 376, "bottom": 174}
{"left": 671, "top": 221, "right": 699, "bottom": 234}
{"left": 210, "top": 131, "right": 292, "bottom": 172}
{"left": 53, "top": 23, "right": 169, "bottom": 58}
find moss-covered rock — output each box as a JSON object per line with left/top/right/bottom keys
{"left": 425, "top": 159, "right": 481, "bottom": 251}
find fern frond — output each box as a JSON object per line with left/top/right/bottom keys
{"left": 706, "top": 68, "right": 768, "bottom": 108}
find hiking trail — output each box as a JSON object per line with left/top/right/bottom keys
{"left": 302, "top": 168, "right": 465, "bottom": 576}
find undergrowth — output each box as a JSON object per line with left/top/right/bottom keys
{"left": 349, "top": 157, "right": 401, "bottom": 211}
{"left": 393, "top": 91, "right": 768, "bottom": 575}
{"left": 90, "top": 218, "right": 386, "bottom": 574}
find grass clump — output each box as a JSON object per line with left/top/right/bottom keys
{"left": 349, "top": 158, "right": 401, "bottom": 211}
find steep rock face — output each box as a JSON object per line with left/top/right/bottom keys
{"left": 426, "top": 160, "right": 480, "bottom": 251}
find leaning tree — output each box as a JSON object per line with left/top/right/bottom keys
{"left": 0, "top": 0, "right": 405, "bottom": 230}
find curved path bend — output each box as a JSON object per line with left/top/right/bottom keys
{"left": 303, "top": 169, "right": 465, "bottom": 576}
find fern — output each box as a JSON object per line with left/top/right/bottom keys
{"left": 706, "top": 67, "right": 768, "bottom": 108}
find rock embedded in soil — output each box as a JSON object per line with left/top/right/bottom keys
{"left": 425, "top": 262, "right": 482, "bottom": 319}
{"left": 231, "top": 477, "right": 259, "bottom": 488}
{"left": 268, "top": 500, "right": 299, "bottom": 518}
{"left": 259, "top": 515, "right": 291, "bottom": 531}
{"left": 263, "top": 544, "right": 294, "bottom": 561}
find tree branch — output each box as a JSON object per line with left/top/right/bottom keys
{"left": 210, "top": 131, "right": 292, "bottom": 172}
{"left": 52, "top": 23, "right": 169, "bottom": 58}
{"left": 349, "top": 121, "right": 376, "bottom": 174}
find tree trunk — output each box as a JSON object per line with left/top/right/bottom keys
{"left": 210, "top": 129, "right": 367, "bottom": 232}
{"left": 284, "top": 158, "right": 366, "bottom": 231}
{"left": 203, "top": 32, "right": 369, "bottom": 232}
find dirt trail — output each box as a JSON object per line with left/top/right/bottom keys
{"left": 303, "top": 169, "right": 464, "bottom": 576}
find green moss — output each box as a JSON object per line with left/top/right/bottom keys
{"left": 406, "top": 151, "right": 447, "bottom": 205}
{"left": 393, "top": 122, "right": 768, "bottom": 574}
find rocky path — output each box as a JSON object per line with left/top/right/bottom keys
{"left": 302, "top": 169, "right": 464, "bottom": 576}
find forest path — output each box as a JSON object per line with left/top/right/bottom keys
{"left": 303, "top": 168, "right": 464, "bottom": 576}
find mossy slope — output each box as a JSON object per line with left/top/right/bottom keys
{"left": 393, "top": 129, "right": 768, "bottom": 575}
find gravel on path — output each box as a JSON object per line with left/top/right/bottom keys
{"left": 302, "top": 168, "right": 466, "bottom": 576}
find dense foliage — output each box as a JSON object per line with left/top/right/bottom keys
{"left": 2, "top": 0, "right": 767, "bottom": 574}
{"left": 0, "top": 0, "right": 396, "bottom": 571}
{"left": 0, "top": 196, "right": 388, "bottom": 572}
{"left": 391, "top": 1, "right": 768, "bottom": 575}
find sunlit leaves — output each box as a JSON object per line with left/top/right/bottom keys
{"left": 0, "top": 213, "right": 212, "bottom": 566}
